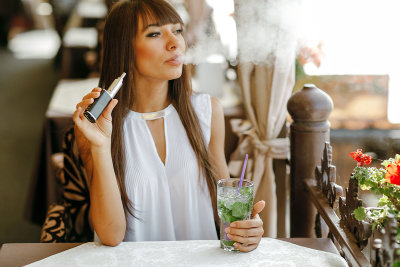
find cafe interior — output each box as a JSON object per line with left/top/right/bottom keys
{"left": 1, "top": 0, "right": 400, "bottom": 266}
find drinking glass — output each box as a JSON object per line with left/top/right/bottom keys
{"left": 217, "top": 178, "right": 254, "bottom": 251}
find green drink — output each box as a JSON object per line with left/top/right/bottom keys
{"left": 217, "top": 178, "right": 254, "bottom": 252}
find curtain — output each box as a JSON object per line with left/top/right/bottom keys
{"left": 183, "top": 0, "right": 212, "bottom": 47}
{"left": 229, "top": 0, "right": 298, "bottom": 237}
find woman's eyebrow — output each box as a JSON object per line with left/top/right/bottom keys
{"left": 143, "top": 23, "right": 181, "bottom": 31}
{"left": 143, "top": 23, "right": 160, "bottom": 31}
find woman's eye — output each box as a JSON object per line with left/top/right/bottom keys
{"left": 175, "top": 29, "right": 183, "bottom": 34}
{"left": 147, "top": 32, "right": 160, "bottom": 37}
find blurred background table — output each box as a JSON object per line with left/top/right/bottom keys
{"left": 25, "top": 78, "right": 99, "bottom": 224}
{"left": 60, "top": 27, "right": 98, "bottom": 78}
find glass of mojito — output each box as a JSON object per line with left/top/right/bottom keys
{"left": 217, "top": 178, "right": 254, "bottom": 252}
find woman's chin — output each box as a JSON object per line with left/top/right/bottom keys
{"left": 166, "top": 71, "right": 183, "bottom": 80}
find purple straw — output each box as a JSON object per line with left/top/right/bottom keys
{"left": 237, "top": 154, "right": 249, "bottom": 193}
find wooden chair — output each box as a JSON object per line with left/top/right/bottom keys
{"left": 40, "top": 128, "right": 93, "bottom": 242}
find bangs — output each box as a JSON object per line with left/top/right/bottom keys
{"left": 138, "top": 0, "right": 183, "bottom": 28}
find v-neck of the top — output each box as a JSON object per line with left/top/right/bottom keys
{"left": 144, "top": 118, "right": 168, "bottom": 167}
{"left": 127, "top": 105, "right": 173, "bottom": 168}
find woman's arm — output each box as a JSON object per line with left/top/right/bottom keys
{"left": 208, "top": 97, "right": 264, "bottom": 252}
{"left": 208, "top": 97, "right": 230, "bottom": 179}
{"left": 73, "top": 88, "right": 126, "bottom": 246}
{"left": 88, "top": 141, "right": 126, "bottom": 246}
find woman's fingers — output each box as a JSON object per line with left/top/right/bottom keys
{"left": 229, "top": 214, "right": 263, "bottom": 229}
{"left": 73, "top": 107, "right": 83, "bottom": 125}
{"left": 75, "top": 88, "right": 101, "bottom": 116}
{"left": 102, "top": 99, "right": 118, "bottom": 121}
{"left": 233, "top": 243, "right": 258, "bottom": 253}
{"left": 224, "top": 212, "right": 264, "bottom": 253}
{"left": 76, "top": 98, "right": 94, "bottom": 110}
{"left": 225, "top": 214, "right": 264, "bottom": 252}
{"left": 251, "top": 200, "right": 265, "bottom": 218}
{"left": 225, "top": 225, "right": 264, "bottom": 237}
{"left": 227, "top": 234, "right": 261, "bottom": 245}
{"left": 90, "top": 87, "right": 102, "bottom": 93}
{"left": 83, "top": 90, "right": 101, "bottom": 100}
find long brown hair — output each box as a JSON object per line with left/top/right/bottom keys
{"left": 100, "top": 0, "right": 218, "bottom": 221}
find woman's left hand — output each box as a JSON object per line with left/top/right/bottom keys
{"left": 225, "top": 200, "right": 265, "bottom": 252}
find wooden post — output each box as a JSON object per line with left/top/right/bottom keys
{"left": 287, "top": 84, "right": 333, "bottom": 237}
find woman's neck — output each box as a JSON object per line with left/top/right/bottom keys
{"left": 131, "top": 79, "right": 170, "bottom": 113}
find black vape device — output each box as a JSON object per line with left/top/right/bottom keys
{"left": 84, "top": 72, "right": 126, "bottom": 123}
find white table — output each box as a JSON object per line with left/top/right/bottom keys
{"left": 0, "top": 238, "right": 348, "bottom": 267}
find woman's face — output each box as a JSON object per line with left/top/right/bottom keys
{"left": 134, "top": 18, "right": 185, "bottom": 82}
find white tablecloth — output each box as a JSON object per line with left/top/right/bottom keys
{"left": 48, "top": 78, "right": 99, "bottom": 115}
{"left": 25, "top": 238, "right": 348, "bottom": 267}
{"left": 63, "top": 28, "right": 98, "bottom": 48}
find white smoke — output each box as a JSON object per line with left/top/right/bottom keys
{"left": 183, "top": 36, "right": 226, "bottom": 65}
{"left": 235, "top": 0, "right": 302, "bottom": 67}
{"left": 183, "top": 0, "right": 308, "bottom": 69}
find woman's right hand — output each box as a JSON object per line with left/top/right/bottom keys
{"left": 73, "top": 87, "right": 118, "bottom": 149}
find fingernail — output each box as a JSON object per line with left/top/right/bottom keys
{"left": 227, "top": 234, "right": 232, "bottom": 239}
{"left": 224, "top": 228, "right": 230, "bottom": 234}
{"left": 233, "top": 243, "right": 238, "bottom": 247}
{"left": 230, "top": 222, "right": 236, "bottom": 227}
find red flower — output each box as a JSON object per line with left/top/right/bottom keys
{"left": 350, "top": 149, "right": 372, "bottom": 167}
{"left": 385, "top": 158, "right": 400, "bottom": 186}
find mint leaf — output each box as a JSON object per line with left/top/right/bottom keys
{"left": 222, "top": 239, "right": 235, "bottom": 247}
{"left": 223, "top": 212, "right": 240, "bottom": 223}
{"left": 222, "top": 213, "right": 231, "bottom": 223}
{"left": 240, "top": 187, "right": 252, "bottom": 197}
{"left": 232, "top": 202, "right": 248, "bottom": 218}
{"left": 353, "top": 207, "right": 366, "bottom": 221}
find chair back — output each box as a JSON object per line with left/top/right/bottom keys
{"left": 40, "top": 127, "right": 93, "bottom": 242}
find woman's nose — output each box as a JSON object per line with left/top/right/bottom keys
{"left": 166, "top": 34, "right": 179, "bottom": 51}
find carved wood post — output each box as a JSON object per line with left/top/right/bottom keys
{"left": 287, "top": 84, "right": 333, "bottom": 237}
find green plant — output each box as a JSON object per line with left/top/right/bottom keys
{"left": 350, "top": 150, "right": 400, "bottom": 230}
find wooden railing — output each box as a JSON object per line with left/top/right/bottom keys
{"left": 305, "top": 143, "right": 370, "bottom": 266}
{"left": 304, "top": 142, "right": 400, "bottom": 267}
{"left": 288, "top": 84, "right": 400, "bottom": 267}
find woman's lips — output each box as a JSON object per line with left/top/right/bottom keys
{"left": 165, "top": 55, "right": 183, "bottom": 66}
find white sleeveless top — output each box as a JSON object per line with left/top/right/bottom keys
{"left": 122, "top": 93, "right": 218, "bottom": 241}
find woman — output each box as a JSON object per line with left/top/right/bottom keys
{"left": 73, "top": 0, "right": 265, "bottom": 252}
